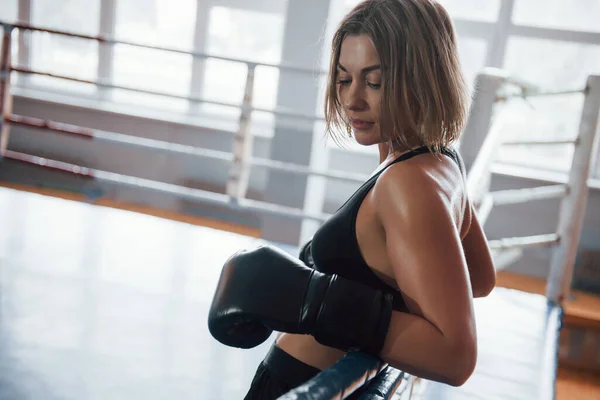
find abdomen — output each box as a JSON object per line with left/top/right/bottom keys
{"left": 276, "top": 333, "right": 347, "bottom": 371}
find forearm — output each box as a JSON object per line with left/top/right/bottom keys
{"left": 380, "top": 311, "right": 477, "bottom": 387}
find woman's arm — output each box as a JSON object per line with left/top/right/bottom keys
{"left": 374, "top": 165, "right": 477, "bottom": 386}
{"left": 463, "top": 201, "right": 496, "bottom": 298}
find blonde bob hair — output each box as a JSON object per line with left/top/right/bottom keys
{"left": 324, "top": 0, "right": 469, "bottom": 153}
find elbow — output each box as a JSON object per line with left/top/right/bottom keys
{"left": 443, "top": 338, "right": 478, "bottom": 387}
{"left": 473, "top": 271, "right": 496, "bottom": 298}
{"left": 484, "top": 270, "right": 497, "bottom": 296}
{"left": 445, "top": 361, "right": 476, "bottom": 387}
{"left": 473, "top": 281, "right": 495, "bottom": 298}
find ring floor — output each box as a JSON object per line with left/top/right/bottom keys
{"left": 0, "top": 186, "right": 561, "bottom": 399}
{"left": 0, "top": 186, "right": 276, "bottom": 400}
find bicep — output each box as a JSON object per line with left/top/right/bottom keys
{"left": 380, "top": 184, "right": 475, "bottom": 341}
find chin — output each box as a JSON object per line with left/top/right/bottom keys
{"left": 353, "top": 129, "right": 381, "bottom": 147}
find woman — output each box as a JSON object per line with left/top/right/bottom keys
{"left": 211, "top": 0, "right": 496, "bottom": 398}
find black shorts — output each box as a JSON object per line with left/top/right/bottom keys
{"left": 244, "top": 344, "right": 366, "bottom": 400}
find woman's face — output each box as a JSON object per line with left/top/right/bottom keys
{"left": 337, "top": 34, "right": 383, "bottom": 147}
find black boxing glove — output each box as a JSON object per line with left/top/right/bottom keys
{"left": 298, "top": 239, "right": 314, "bottom": 268}
{"left": 207, "top": 244, "right": 392, "bottom": 356}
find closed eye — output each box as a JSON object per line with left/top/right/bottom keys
{"left": 337, "top": 80, "right": 381, "bottom": 89}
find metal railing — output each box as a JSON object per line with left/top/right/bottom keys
{"left": 461, "top": 68, "right": 598, "bottom": 305}
{"left": 0, "top": 21, "right": 370, "bottom": 226}
{"left": 278, "top": 352, "right": 406, "bottom": 400}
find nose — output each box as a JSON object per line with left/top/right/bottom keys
{"left": 343, "top": 82, "right": 367, "bottom": 112}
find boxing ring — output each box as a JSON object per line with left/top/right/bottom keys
{"left": 1, "top": 20, "right": 600, "bottom": 399}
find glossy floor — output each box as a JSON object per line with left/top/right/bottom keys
{"left": 0, "top": 186, "right": 274, "bottom": 399}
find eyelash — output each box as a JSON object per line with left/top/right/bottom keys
{"left": 336, "top": 80, "right": 382, "bottom": 89}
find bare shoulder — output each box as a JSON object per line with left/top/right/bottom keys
{"left": 373, "top": 154, "right": 462, "bottom": 222}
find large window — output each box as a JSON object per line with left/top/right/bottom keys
{"left": 512, "top": 0, "right": 600, "bottom": 33}
{"left": 201, "top": 5, "right": 286, "bottom": 129}
{"left": 111, "top": 0, "right": 197, "bottom": 112}
{"left": 496, "top": 37, "right": 600, "bottom": 171}
{"left": 30, "top": 0, "right": 100, "bottom": 94}
{"left": 495, "top": 7, "right": 600, "bottom": 173}
{"left": 0, "top": 0, "right": 19, "bottom": 62}
{"left": 437, "top": 0, "right": 501, "bottom": 22}
{"left": 6, "top": 0, "right": 600, "bottom": 176}
{"left": 9, "top": 0, "right": 287, "bottom": 125}
{"left": 0, "top": 0, "right": 17, "bottom": 22}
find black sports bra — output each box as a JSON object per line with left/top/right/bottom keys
{"left": 303, "top": 146, "right": 464, "bottom": 312}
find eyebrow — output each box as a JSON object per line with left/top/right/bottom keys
{"left": 338, "top": 63, "right": 381, "bottom": 73}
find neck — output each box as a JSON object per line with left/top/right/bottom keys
{"left": 378, "top": 142, "right": 390, "bottom": 163}
{"left": 378, "top": 139, "right": 424, "bottom": 164}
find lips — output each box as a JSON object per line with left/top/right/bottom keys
{"left": 350, "top": 118, "right": 375, "bottom": 130}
